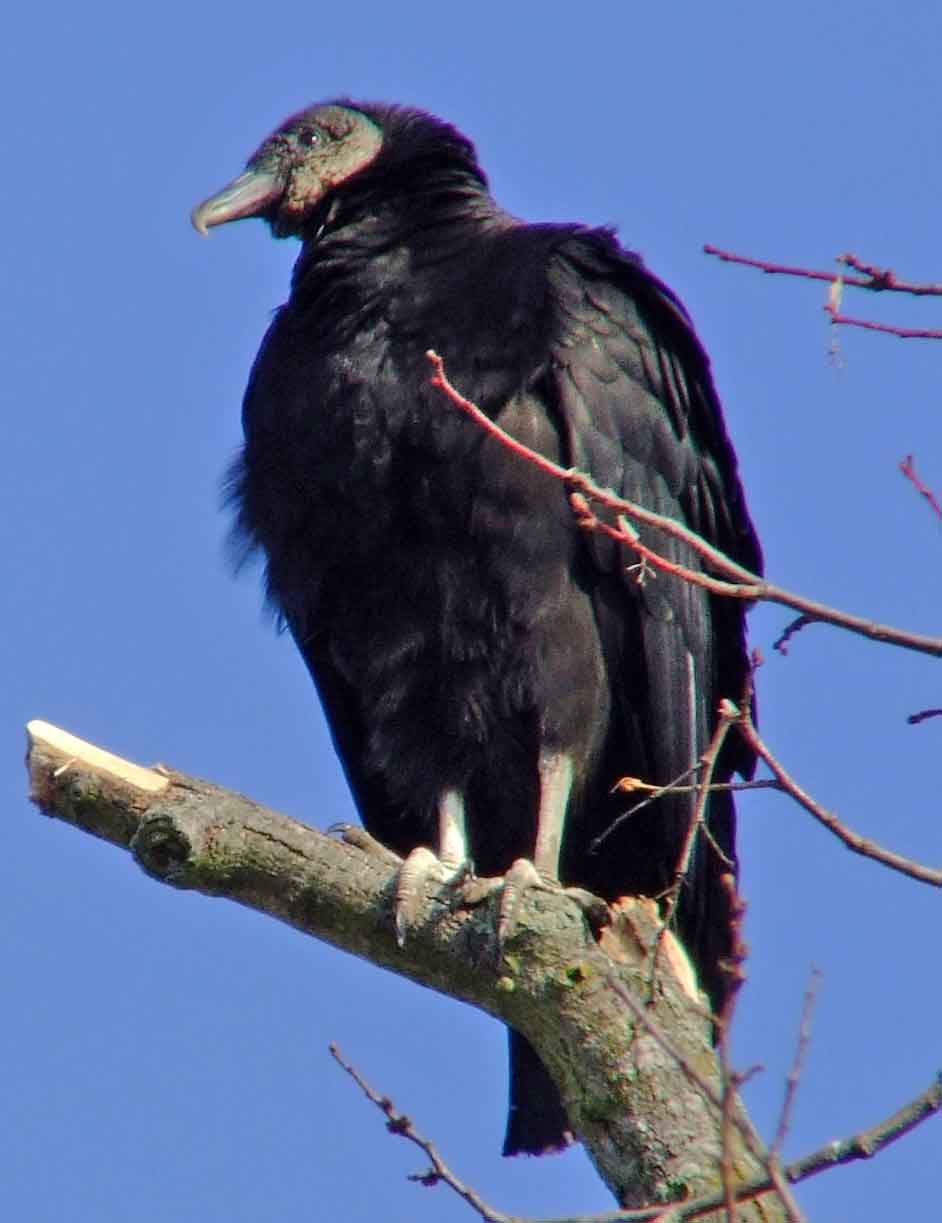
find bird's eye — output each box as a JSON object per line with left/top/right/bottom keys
{"left": 302, "top": 127, "right": 322, "bottom": 146}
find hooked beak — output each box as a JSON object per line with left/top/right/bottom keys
{"left": 191, "top": 166, "right": 285, "bottom": 236}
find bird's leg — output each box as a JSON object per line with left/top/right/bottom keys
{"left": 498, "top": 753, "right": 568, "bottom": 943}
{"left": 498, "top": 753, "right": 607, "bottom": 944}
{"left": 393, "top": 790, "right": 473, "bottom": 946}
{"left": 533, "top": 751, "right": 571, "bottom": 880}
{"left": 438, "top": 789, "right": 471, "bottom": 873}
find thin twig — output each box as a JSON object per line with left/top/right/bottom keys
{"left": 900, "top": 454, "right": 942, "bottom": 523}
{"left": 787, "top": 1073, "right": 942, "bottom": 1183}
{"left": 714, "top": 873, "right": 750, "bottom": 1223}
{"left": 427, "top": 351, "right": 942, "bottom": 660}
{"left": 705, "top": 245, "right": 942, "bottom": 340}
{"left": 734, "top": 707, "right": 942, "bottom": 887}
{"left": 332, "top": 1042, "right": 942, "bottom": 1223}
{"left": 614, "top": 710, "right": 942, "bottom": 885}
{"left": 704, "top": 246, "right": 942, "bottom": 297}
{"left": 663, "top": 701, "right": 739, "bottom": 931}
{"left": 329, "top": 1043, "right": 513, "bottom": 1223}
{"left": 643, "top": 704, "right": 739, "bottom": 1025}
{"left": 772, "top": 615, "right": 818, "bottom": 656}
{"left": 597, "top": 763, "right": 702, "bottom": 850}
{"left": 824, "top": 308, "right": 942, "bottom": 341}
{"left": 766, "top": 1157, "right": 808, "bottom": 1223}
{"left": 612, "top": 778, "right": 782, "bottom": 800}
{"left": 771, "top": 969, "right": 823, "bottom": 1157}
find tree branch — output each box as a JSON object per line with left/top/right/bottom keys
{"left": 703, "top": 246, "right": 942, "bottom": 340}
{"left": 24, "top": 718, "right": 786, "bottom": 1219}
{"left": 732, "top": 708, "right": 942, "bottom": 887}
{"left": 703, "top": 247, "right": 942, "bottom": 297}
{"left": 426, "top": 352, "right": 942, "bottom": 660}
{"left": 331, "top": 1041, "right": 941, "bottom": 1223}
{"left": 899, "top": 454, "right": 942, "bottom": 524}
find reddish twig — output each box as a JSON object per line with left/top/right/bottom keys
{"left": 427, "top": 351, "right": 942, "bottom": 660}
{"left": 734, "top": 706, "right": 942, "bottom": 887}
{"left": 705, "top": 246, "right": 942, "bottom": 340}
{"left": 617, "top": 683, "right": 942, "bottom": 887}
{"left": 642, "top": 703, "right": 740, "bottom": 1023}
{"left": 612, "top": 777, "right": 782, "bottom": 800}
{"left": 765, "top": 1157, "right": 808, "bottom": 1223}
{"left": 598, "top": 773, "right": 783, "bottom": 853}
{"left": 663, "top": 700, "right": 739, "bottom": 930}
{"left": 836, "top": 252, "right": 942, "bottom": 296}
{"left": 705, "top": 245, "right": 942, "bottom": 298}
{"left": 900, "top": 454, "right": 942, "bottom": 523}
{"left": 604, "top": 762, "right": 702, "bottom": 835}
{"left": 823, "top": 307, "right": 942, "bottom": 341}
{"left": 570, "top": 490, "right": 761, "bottom": 597}
{"left": 597, "top": 771, "right": 782, "bottom": 858}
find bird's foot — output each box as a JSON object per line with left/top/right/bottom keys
{"left": 393, "top": 847, "right": 474, "bottom": 946}
{"left": 497, "top": 858, "right": 611, "bottom": 947}
{"left": 497, "top": 858, "right": 554, "bottom": 946}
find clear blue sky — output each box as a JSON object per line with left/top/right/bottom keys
{"left": 4, "top": 4, "right": 940, "bottom": 1220}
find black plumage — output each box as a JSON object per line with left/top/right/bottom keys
{"left": 193, "top": 100, "right": 761, "bottom": 1157}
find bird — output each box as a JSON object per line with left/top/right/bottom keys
{"left": 192, "top": 99, "right": 761, "bottom": 1157}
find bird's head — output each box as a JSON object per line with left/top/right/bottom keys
{"left": 191, "top": 100, "right": 485, "bottom": 240}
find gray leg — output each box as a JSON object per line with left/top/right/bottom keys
{"left": 498, "top": 752, "right": 578, "bottom": 943}
{"left": 437, "top": 789, "right": 469, "bottom": 870}
{"left": 533, "top": 751, "right": 573, "bottom": 879}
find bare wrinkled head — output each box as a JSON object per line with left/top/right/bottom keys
{"left": 191, "top": 104, "right": 384, "bottom": 238}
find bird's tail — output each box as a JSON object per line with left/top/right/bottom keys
{"left": 502, "top": 1029, "right": 573, "bottom": 1157}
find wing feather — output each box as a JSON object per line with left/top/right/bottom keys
{"left": 547, "top": 234, "right": 761, "bottom": 1008}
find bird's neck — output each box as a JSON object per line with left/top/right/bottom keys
{"left": 290, "top": 167, "right": 511, "bottom": 295}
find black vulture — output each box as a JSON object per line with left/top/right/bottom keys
{"left": 192, "top": 100, "right": 761, "bottom": 1157}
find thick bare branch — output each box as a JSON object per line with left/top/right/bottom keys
{"left": 24, "top": 718, "right": 785, "bottom": 1219}
{"left": 27, "top": 720, "right": 942, "bottom": 1220}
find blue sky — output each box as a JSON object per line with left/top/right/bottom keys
{"left": 4, "top": 3, "right": 941, "bottom": 1220}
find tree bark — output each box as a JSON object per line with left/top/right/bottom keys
{"left": 25, "top": 719, "right": 786, "bottom": 1220}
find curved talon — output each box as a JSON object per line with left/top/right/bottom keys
{"left": 497, "top": 861, "right": 611, "bottom": 947}
{"left": 497, "top": 858, "right": 546, "bottom": 947}
{"left": 392, "top": 847, "right": 473, "bottom": 946}
{"left": 394, "top": 847, "right": 443, "bottom": 946}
